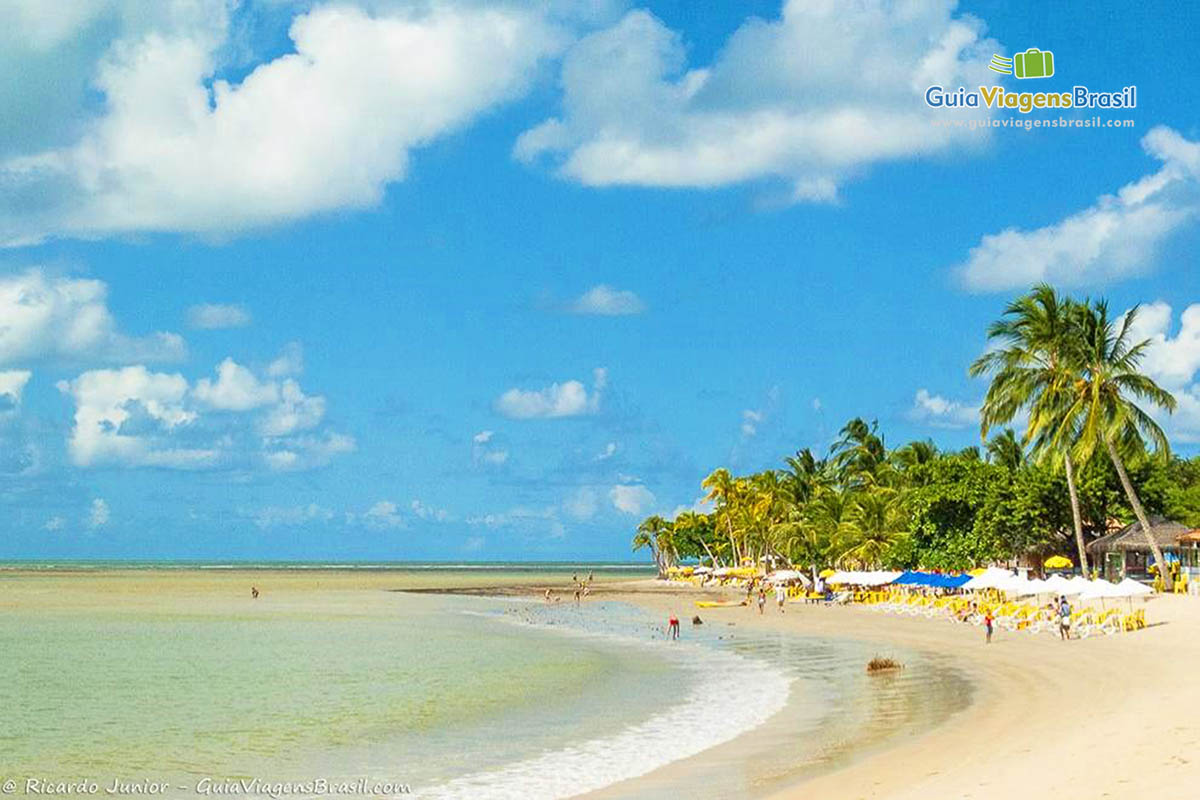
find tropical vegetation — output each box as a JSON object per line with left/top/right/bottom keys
{"left": 634, "top": 285, "right": 1195, "bottom": 582}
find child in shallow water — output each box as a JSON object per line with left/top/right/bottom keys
{"left": 667, "top": 614, "right": 680, "bottom": 640}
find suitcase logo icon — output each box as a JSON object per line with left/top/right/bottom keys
{"left": 988, "top": 48, "right": 1055, "bottom": 79}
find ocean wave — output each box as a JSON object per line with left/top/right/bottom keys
{"left": 419, "top": 617, "right": 792, "bottom": 800}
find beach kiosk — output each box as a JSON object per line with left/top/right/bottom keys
{"left": 1086, "top": 516, "right": 1191, "bottom": 583}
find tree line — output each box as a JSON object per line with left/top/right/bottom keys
{"left": 634, "top": 286, "right": 1200, "bottom": 589}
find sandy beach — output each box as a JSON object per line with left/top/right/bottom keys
{"left": 577, "top": 580, "right": 1199, "bottom": 800}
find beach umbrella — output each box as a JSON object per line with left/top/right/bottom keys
{"left": 1113, "top": 578, "right": 1152, "bottom": 597}
{"left": 962, "top": 567, "right": 1014, "bottom": 591}
{"left": 1044, "top": 555, "right": 1073, "bottom": 569}
{"left": 767, "top": 570, "right": 810, "bottom": 585}
{"left": 967, "top": 568, "right": 987, "bottom": 577}
{"left": 1043, "top": 574, "right": 1074, "bottom": 593}
{"left": 819, "top": 568, "right": 837, "bottom": 578}
{"left": 1079, "top": 579, "right": 1120, "bottom": 600}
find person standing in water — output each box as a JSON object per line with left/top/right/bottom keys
{"left": 757, "top": 587, "right": 766, "bottom": 615}
{"left": 775, "top": 582, "right": 787, "bottom": 613}
{"left": 667, "top": 614, "right": 680, "bottom": 640}
{"left": 251, "top": 586, "right": 259, "bottom": 599}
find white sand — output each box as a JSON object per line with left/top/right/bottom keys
{"left": 597, "top": 582, "right": 1200, "bottom": 800}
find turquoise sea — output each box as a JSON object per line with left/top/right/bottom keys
{"left": 0, "top": 565, "right": 971, "bottom": 799}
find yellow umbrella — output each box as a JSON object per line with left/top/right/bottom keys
{"left": 967, "top": 568, "right": 986, "bottom": 577}
{"left": 1044, "top": 555, "right": 1073, "bottom": 569}
{"left": 819, "top": 568, "right": 836, "bottom": 578}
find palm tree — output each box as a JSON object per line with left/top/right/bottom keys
{"left": 970, "top": 285, "right": 1091, "bottom": 576}
{"left": 1058, "top": 300, "right": 1178, "bottom": 587}
{"left": 986, "top": 428, "right": 1026, "bottom": 472}
{"left": 633, "top": 515, "right": 673, "bottom": 578}
{"left": 673, "top": 510, "right": 719, "bottom": 566}
{"left": 830, "top": 418, "right": 888, "bottom": 487}
{"left": 892, "top": 439, "right": 938, "bottom": 471}
{"left": 835, "top": 489, "right": 908, "bottom": 567}
{"left": 702, "top": 468, "right": 744, "bottom": 565}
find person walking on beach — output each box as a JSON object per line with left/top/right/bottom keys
{"left": 757, "top": 587, "right": 766, "bottom": 615}
{"left": 1059, "top": 597, "right": 1072, "bottom": 641}
{"left": 775, "top": 583, "right": 787, "bottom": 613}
{"left": 544, "top": 588, "right": 552, "bottom": 603}
{"left": 251, "top": 586, "right": 259, "bottom": 599}
{"left": 587, "top": 570, "right": 594, "bottom": 583}
{"left": 984, "top": 611, "right": 994, "bottom": 644}
{"left": 574, "top": 587, "right": 581, "bottom": 605}
{"left": 667, "top": 613, "right": 680, "bottom": 640}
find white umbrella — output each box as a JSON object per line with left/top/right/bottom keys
{"left": 1079, "top": 579, "right": 1120, "bottom": 600}
{"left": 767, "top": 570, "right": 811, "bottom": 585}
{"left": 1113, "top": 578, "right": 1152, "bottom": 597}
{"left": 1043, "top": 574, "right": 1074, "bottom": 593}
{"left": 1018, "top": 578, "right": 1052, "bottom": 596}
{"left": 962, "top": 567, "right": 1014, "bottom": 591}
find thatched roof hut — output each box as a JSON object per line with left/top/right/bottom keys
{"left": 1086, "top": 516, "right": 1192, "bottom": 554}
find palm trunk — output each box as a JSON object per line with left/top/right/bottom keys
{"left": 1104, "top": 438, "right": 1172, "bottom": 591}
{"left": 699, "top": 539, "right": 718, "bottom": 568}
{"left": 1062, "top": 454, "right": 1089, "bottom": 576}
{"left": 726, "top": 516, "right": 740, "bottom": 566}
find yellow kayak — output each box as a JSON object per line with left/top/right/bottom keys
{"left": 695, "top": 600, "right": 747, "bottom": 608}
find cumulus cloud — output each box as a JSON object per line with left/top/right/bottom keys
{"left": 44, "top": 515, "right": 65, "bottom": 532}
{"left": 516, "top": 2, "right": 997, "bottom": 200}
{"left": 0, "top": 269, "right": 184, "bottom": 364}
{"left": 610, "top": 482, "right": 655, "bottom": 515}
{"left": 59, "top": 358, "right": 350, "bottom": 470}
{"left": 361, "top": 500, "right": 405, "bottom": 530}
{"left": 267, "top": 342, "right": 304, "bottom": 379}
{"left": 187, "top": 303, "right": 251, "bottom": 329}
{"left": 88, "top": 498, "right": 110, "bottom": 528}
{"left": 908, "top": 388, "right": 979, "bottom": 429}
{"left": 1125, "top": 301, "right": 1200, "bottom": 442}
{"left": 0, "top": 370, "right": 32, "bottom": 411}
{"left": 959, "top": 127, "right": 1200, "bottom": 291}
{"left": 496, "top": 367, "right": 606, "bottom": 419}
{"left": 741, "top": 409, "right": 764, "bottom": 438}
{"left": 471, "top": 429, "right": 509, "bottom": 466}
{"left": 0, "top": 2, "right": 565, "bottom": 245}
{"left": 567, "top": 284, "right": 645, "bottom": 315}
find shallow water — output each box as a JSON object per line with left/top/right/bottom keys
{"left": 0, "top": 568, "right": 972, "bottom": 799}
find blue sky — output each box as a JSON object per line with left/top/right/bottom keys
{"left": 2, "top": 0, "right": 1199, "bottom": 561}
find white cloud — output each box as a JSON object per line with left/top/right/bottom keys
{"left": 259, "top": 380, "right": 325, "bottom": 436}
{"left": 253, "top": 503, "right": 334, "bottom": 530}
{"left": 496, "top": 367, "right": 606, "bottom": 419}
{"left": 667, "top": 495, "right": 714, "bottom": 520}
{"left": 595, "top": 441, "right": 617, "bottom": 460}
{"left": 361, "top": 500, "right": 405, "bottom": 530}
{"left": 193, "top": 358, "right": 279, "bottom": 411}
{"left": 266, "top": 342, "right": 304, "bottom": 378}
{"left": 741, "top": 408, "right": 764, "bottom": 438}
{"left": 473, "top": 430, "right": 494, "bottom": 444}
{"left": 467, "top": 505, "right": 566, "bottom": 538}
{"left": 0, "top": 269, "right": 184, "bottom": 364}
{"left": 88, "top": 498, "right": 109, "bottom": 528}
{"left": 0, "top": 369, "right": 32, "bottom": 411}
{"left": 59, "top": 358, "right": 349, "bottom": 471}
{"left": 516, "top": 2, "right": 997, "bottom": 200}
{"left": 262, "top": 431, "right": 355, "bottom": 471}
{"left": 563, "top": 486, "right": 599, "bottom": 520}
{"left": 472, "top": 429, "right": 509, "bottom": 466}
{"left": 567, "top": 284, "right": 645, "bottom": 315}
{"left": 410, "top": 498, "right": 450, "bottom": 522}
{"left": 1124, "top": 301, "right": 1200, "bottom": 442}
{"left": 0, "top": 3, "right": 565, "bottom": 244}
{"left": 58, "top": 365, "right": 215, "bottom": 468}
{"left": 609, "top": 482, "right": 655, "bottom": 515}
{"left": 44, "top": 515, "right": 65, "bottom": 532}
{"left": 959, "top": 127, "right": 1200, "bottom": 291}
{"left": 908, "top": 388, "right": 978, "bottom": 429}
{"left": 187, "top": 303, "right": 251, "bottom": 329}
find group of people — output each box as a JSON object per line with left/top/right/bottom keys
{"left": 982, "top": 594, "right": 1075, "bottom": 644}
{"left": 544, "top": 570, "right": 594, "bottom": 605}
